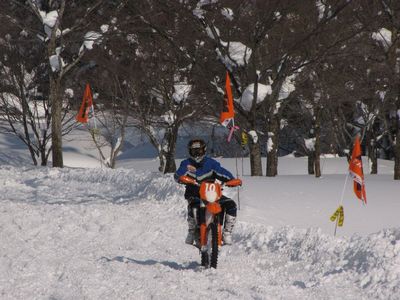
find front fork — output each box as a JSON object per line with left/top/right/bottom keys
{"left": 198, "top": 208, "right": 223, "bottom": 251}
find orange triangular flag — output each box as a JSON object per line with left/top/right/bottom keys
{"left": 76, "top": 83, "right": 94, "bottom": 123}
{"left": 219, "top": 72, "right": 235, "bottom": 127}
{"left": 349, "top": 136, "right": 367, "bottom": 204}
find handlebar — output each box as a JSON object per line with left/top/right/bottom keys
{"left": 225, "top": 178, "right": 242, "bottom": 187}
{"left": 178, "top": 175, "right": 242, "bottom": 187}
{"left": 178, "top": 175, "right": 199, "bottom": 186}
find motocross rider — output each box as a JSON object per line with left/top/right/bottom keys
{"left": 174, "top": 138, "right": 240, "bottom": 245}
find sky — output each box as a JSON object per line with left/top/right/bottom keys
{"left": 0, "top": 128, "right": 399, "bottom": 300}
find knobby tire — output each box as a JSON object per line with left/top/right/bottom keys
{"left": 201, "top": 250, "right": 209, "bottom": 267}
{"left": 201, "top": 221, "right": 219, "bottom": 269}
{"left": 209, "top": 222, "right": 219, "bottom": 269}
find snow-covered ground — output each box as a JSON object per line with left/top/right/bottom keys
{"left": 0, "top": 129, "right": 399, "bottom": 300}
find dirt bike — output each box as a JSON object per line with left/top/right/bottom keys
{"left": 179, "top": 175, "right": 242, "bottom": 269}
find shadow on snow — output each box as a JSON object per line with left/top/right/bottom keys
{"left": 100, "top": 256, "right": 200, "bottom": 270}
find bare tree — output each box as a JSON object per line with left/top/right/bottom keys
{"left": 0, "top": 0, "right": 113, "bottom": 167}
{"left": 0, "top": 52, "right": 54, "bottom": 166}
{"left": 87, "top": 78, "right": 129, "bottom": 169}
{"left": 191, "top": 0, "right": 357, "bottom": 176}
{"left": 355, "top": 0, "right": 400, "bottom": 179}
{"left": 119, "top": 0, "right": 214, "bottom": 173}
{"left": 0, "top": 7, "right": 74, "bottom": 166}
{"left": 126, "top": 64, "right": 200, "bottom": 173}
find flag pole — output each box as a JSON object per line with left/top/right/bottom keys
{"left": 89, "top": 101, "right": 102, "bottom": 168}
{"left": 235, "top": 147, "right": 240, "bottom": 210}
{"left": 87, "top": 84, "right": 101, "bottom": 168}
{"left": 334, "top": 216, "right": 339, "bottom": 237}
{"left": 232, "top": 120, "right": 241, "bottom": 210}
{"left": 241, "top": 154, "right": 244, "bottom": 176}
{"left": 334, "top": 172, "right": 349, "bottom": 236}
{"left": 89, "top": 86, "right": 101, "bottom": 168}
{"left": 92, "top": 103, "right": 97, "bottom": 130}
{"left": 339, "top": 173, "right": 349, "bottom": 206}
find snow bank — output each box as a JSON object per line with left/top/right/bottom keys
{"left": 0, "top": 166, "right": 182, "bottom": 205}
{"left": 235, "top": 224, "right": 400, "bottom": 299}
{"left": 1, "top": 166, "right": 399, "bottom": 299}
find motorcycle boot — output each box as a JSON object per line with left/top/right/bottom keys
{"left": 185, "top": 216, "right": 197, "bottom": 245}
{"left": 223, "top": 214, "right": 236, "bottom": 245}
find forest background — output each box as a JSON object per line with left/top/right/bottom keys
{"left": 1, "top": 0, "right": 400, "bottom": 180}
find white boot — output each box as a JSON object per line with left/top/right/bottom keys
{"left": 223, "top": 215, "right": 236, "bottom": 245}
{"left": 185, "top": 216, "right": 197, "bottom": 245}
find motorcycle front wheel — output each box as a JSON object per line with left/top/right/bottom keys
{"left": 201, "top": 221, "right": 219, "bottom": 268}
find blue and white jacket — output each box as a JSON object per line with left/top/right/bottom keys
{"left": 174, "top": 156, "right": 234, "bottom": 199}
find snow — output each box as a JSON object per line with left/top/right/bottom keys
{"left": 221, "top": 8, "right": 234, "bottom": 21}
{"left": 100, "top": 25, "right": 109, "bottom": 33}
{"left": 79, "top": 31, "right": 102, "bottom": 54}
{"left": 1, "top": 93, "right": 21, "bottom": 112}
{"left": 238, "top": 83, "right": 272, "bottom": 111}
{"left": 274, "top": 101, "right": 281, "bottom": 114}
{"left": 49, "top": 47, "right": 65, "bottom": 72}
{"left": 280, "top": 118, "right": 288, "bottom": 129}
{"left": 372, "top": 28, "right": 392, "bottom": 50}
{"left": 247, "top": 130, "right": 258, "bottom": 143}
{"left": 49, "top": 54, "right": 60, "bottom": 72}
{"left": 1, "top": 129, "right": 400, "bottom": 299}
{"left": 173, "top": 83, "right": 192, "bottom": 103}
{"left": 316, "top": 0, "right": 326, "bottom": 20}
{"left": 267, "top": 137, "right": 273, "bottom": 152}
{"left": 279, "top": 74, "right": 296, "bottom": 100}
{"left": 39, "top": 10, "right": 58, "bottom": 28}
{"left": 161, "top": 110, "right": 176, "bottom": 125}
{"left": 206, "top": 25, "right": 220, "bottom": 40}
{"left": 227, "top": 42, "right": 252, "bottom": 66}
{"left": 305, "top": 138, "right": 316, "bottom": 151}
{"left": 65, "top": 88, "right": 74, "bottom": 98}
{"left": 39, "top": 10, "right": 61, "bottom": 39}
{"left": 192, "top": 8, "right": 205, "bottom": 19}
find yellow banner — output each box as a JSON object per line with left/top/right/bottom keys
{"left": 241, "top": 132, "right": 248, "bottom": 146}
{"left": 330, "top": 205, "right": 344, "bottom": 227}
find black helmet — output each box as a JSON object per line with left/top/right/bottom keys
{"left": 188, "top": 139, "right": 207, "bottom": 162}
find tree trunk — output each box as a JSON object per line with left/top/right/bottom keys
{"left": 247, "top": 69, "right": 262, "bottom": 176}
{"left": 164, "top": 125, "right": 179, "bottom": 173}
{"left": 314, "top": 142, "right": 321, "bottom": 178}
{"left": 40, "top": 147, "right": 48, "bottom": 166}
{"left": 158, "top": 153, "right": 166, "bottom": 173}
{"left": 389, "top": 28, "right": 400, "bottom": 179}
{"left": 50, "top": 76, "right": 63, "bottom": 168}
{"left": 308, "top": 123, "right": 315, "bottom": 175}
{"left": 164, "top": 151, "right": 177, "bottom": 173}
{"left": 265, "top": 73, "right": 286, "bottom": 177}
{"left": 370, "top": 140, "right": 378, "bottom": 175}
{"left": 266, "top": 115, "right": 279, "bottom": 177}
{"left": 110, "top": 107, "right": 129, "bottom": 169}
{"left": 248, "top": 135, "right": 262, "bottom": 176}
{"left": 27, "top": 146, "right": 38, "bottom": 166}
{"left": 210, "top": 125, "right": 216, "bottom": 156}
{"left": 39, "top": 127, "right": 49, "bottom": 166}
{"left": 394, "top": 104, "right": 400, "bottom": 180}
{"left": 308, "top": 152, "right": 315, "bottom": 175}
{"left": 44, "top": 0, "right": 65, "bottom": 168}
{"left": 314, "top": 107, "right": 321, "bottom": 178}
{"left": 366, "top": 129, "right": 378, "bottom": 174}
